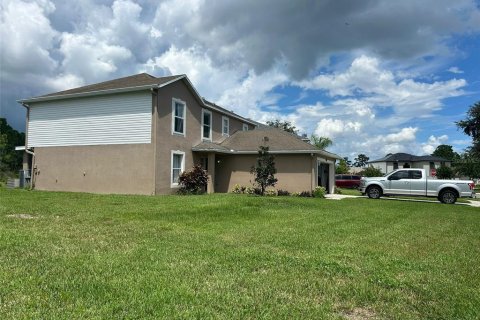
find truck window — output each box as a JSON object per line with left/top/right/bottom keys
{"left": 410, "top": 170, "right": 422, "bottom": 179}
{"left": 389, "top": 170, "right": 409, "bottom": 180}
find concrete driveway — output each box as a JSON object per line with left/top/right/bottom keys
{"left": 325, "top": 194, "right": 480, "bottom": 207}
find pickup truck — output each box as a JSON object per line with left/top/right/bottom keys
{"left": 359, "top": 168, "right": 475, "bottom": 204}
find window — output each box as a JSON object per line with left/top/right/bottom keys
{"left": 171, "top": 151, "right": 185, "bottom": 187}
{"left": 429, "top": 162, "right": 435, "bottom": 170}
{"left": 389, "top": 170, "right": 409, "bottom": 180}
{"left": 393, "top": 162, "right": 399, "bottom": 170}
{"left": 410, "top": 170, "right": 422, "bottom": 179}
{"left": 202, "top": 109, "right": 212, "bottom": 140}
{"left": 172, "top": 98, "right": 186, "bottom": 135}
{"left": 222, "top": 116, "right": 229, "bottom": 136}
{"left": 242, "top": 123, "right": 249, "bottom": 131}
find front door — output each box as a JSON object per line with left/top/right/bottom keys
{"left": 318, "top": 163, "right": 329, "bottom": 192}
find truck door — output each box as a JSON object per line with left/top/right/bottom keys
{"left": 409, "top": 170, "right": 425, "bottom": 196}
{"left": 386, "top": 170, "right": 411, "bottom": 195}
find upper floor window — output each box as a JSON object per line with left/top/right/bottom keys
{"left": 222, "top": 116, "right": 230, "bottom": 136}
{"left": 242, "top": 123, "right": 249, "bottom": 131}
{"left": 172, "top": 98, "right": 186, "bottom": 135}
{"left": 202, "top": 109, "right": 212, "bottom": 140}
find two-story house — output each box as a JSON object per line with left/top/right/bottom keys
{"left": 18, "top": 73, "right": 341, "bottom": 195}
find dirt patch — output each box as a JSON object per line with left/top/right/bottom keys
{"left": 342, "top": 307, "right": 376, "bottom": 320}
{"left": 6, "top": 214, "right": 37, "bottom": 219}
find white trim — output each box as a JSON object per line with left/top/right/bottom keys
{"left": 171, "top": 98, "right": 186, "bottom": 136}
{"left": 222, "top": 116, "right": 230, "bottom": 137}
{"left": 171, "top": 150, "right": 185, "bottom": 187}
{"left": 201, "top": 108, "right": 212, "bottom": 141}
{"left": 15, "top": 146, "right": 26, "bottom": 151}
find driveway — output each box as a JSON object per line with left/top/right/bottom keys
{"left": 325, "top": 194, "right": 480, "bottom": 207}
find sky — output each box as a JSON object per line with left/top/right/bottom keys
{"left": 1, "top": 0, "right": 480, "bottom": 160}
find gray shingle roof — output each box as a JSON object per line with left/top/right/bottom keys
{"left": 369, "top": 152, "right": 450, "bottom": 163}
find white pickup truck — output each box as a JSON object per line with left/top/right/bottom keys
{"left": 359, "top": 168, "right": 475, "bottom": 204}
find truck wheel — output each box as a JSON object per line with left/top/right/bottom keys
{"left": 439, "top": 189, "right": 457, "bottom": 204}
{"left": 367, "top": 186, "right": 382, "bottom": 199}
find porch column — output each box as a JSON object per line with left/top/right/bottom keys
{"left": 329, "top": 163, "right": 335, "bottom": 194}
{"left": 207, "top": 153, "right": 215, "bottom": 193}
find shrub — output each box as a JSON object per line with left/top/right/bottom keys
{"left": 361, "top": 166, "right": 383, "bottom": 177}
{"left": 178, "top": 165, "right": 208, "bottom": 195}
{"left": 277, "top": 189, "right": 290, "bottom": 196}
{"left": 299, "top": 190, "right": 312, "bottom": 197}
{"left": 265, "top": 189, "right": 277, "bottom": 196}
{"left": 250, "top": 146, "right": 278, "bottom": 195}
{"left": 245, "top": 186, "right": 256, "bottom": 195}
{"left": 291, "top": 192, "right": 300, "bottom": 197}
{"left": 313, "top": 186, "right": 326, "bottom": 198}
{"left": 436, "top": 166, "right": 454, "bottom": 179}
{"left": 231, "top": 184, "right": 246, "bottom": 194}
{"left": 334, "top": 187, "right": 342, "bottom": 194}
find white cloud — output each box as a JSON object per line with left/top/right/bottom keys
{"left": 421, "top": 135, "right": 449, "bottom": 154}
{"left": 0, "top": 0, "right": 58, "bottom": 76}
{"left": 448, "top": 66, "right": 464, "bottom": 74}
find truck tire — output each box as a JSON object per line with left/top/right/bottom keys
{"left": 438, "top": 189, "right": 457, "bottom": 204}
{"left": 367, "top": 186, "right": 382, "bottom": 199}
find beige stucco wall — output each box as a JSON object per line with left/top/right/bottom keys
{"left": 214, "top": 154, "right": 315, "bottom": 193}
{"left": 32, "top": 144, "right": 155, "bottom": 195}
{"left": 153, "top": 80, "right": 253, "bottom": 194}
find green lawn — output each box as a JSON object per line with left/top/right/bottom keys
{"left": 1, "top": 188, "right": 479, "bottom": 319}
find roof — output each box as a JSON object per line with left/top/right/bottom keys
{"left": 368, "top": 152, "right": 450, "bottom": 163}
{"left": 193, "top": 126, "right": 342, "bottom": 159}
{"left": 38, "top": 73, "right": 181, "bottom": 98}
{"left": 18, "top": 73, "right": 257, "bottom": 126}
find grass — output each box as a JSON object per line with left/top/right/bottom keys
{"left": 1, "top": 188, "right": 480, "bottom": 319}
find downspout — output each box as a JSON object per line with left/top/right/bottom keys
{"left": 151, "top": 87, "right": 159, "bottom": 195}
{"left": 22, "top": 103, "right": 35, "bottom": 190}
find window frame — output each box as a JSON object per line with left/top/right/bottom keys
{"left": 171, "top": 98, "right": 186, "bottom": 136}
{"left": 171, "top": 150, "right": 185, "bottom": 187}
{"left": 222, "top": 116, "right": 230, "bottom": 137}
{"left": 201, "top": 109, "right": 212, "bottom": 141}
{"left": 242, "top": 123, "right": 249, "bottom": 131}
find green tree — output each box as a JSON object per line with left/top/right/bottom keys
{"left": 436, "top": 166, "right": 454, "bottom": 179}
{"left": 353, "top": 154, "right": 369, "bottom": 167}
{"left": 454, "top": 153, "right": 480, "bottom": 179}
{"left": 0, "top": 118, "right": 25, "bottom": 172}
{"left": 266, "top": 120, "right": 298, "bottom": 134}
{"left": 335, "top": 158, "right": 349, "bottom": 174}
{"left": 456, "top": 101, "right": 480, "bottom": 157}
{"left": 251, "top": 146, "right": 278, "bottom": 196}
{"left": 432, "top": 145, "right": 459, "bottom": 161}
{"left": 310, "top": 134, "right": 332, "bottom": 150}
{"left": 361, "top": 166, "right": 383, "bottom": 177}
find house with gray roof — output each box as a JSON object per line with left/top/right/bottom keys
{"left": 368, "top": 152, "right": 451, "bottom": 176}
{"left": 18, "top": 73, "right": 341, "bottom": 195}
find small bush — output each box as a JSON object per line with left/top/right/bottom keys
{"left": 277, "top": 189, "right": 290, "bottom": 196}
{"left": 334, "top": 187, "right": 342, "bottom": 194}
{"left": 313, "top": 186, "right": 326, "bottom": 198}
{"left": 245, "top": 186, "right": 256, "bottom": 195}
{"left": 265, "top": 189, "right": 277, "bottom": 196}
{"left": 436, "top": 166, "right": 454, "bottom": 179}
{"left": 360, "top": 166, "right": 383, "bottom": 177}
{"left": 231, "top": 184, "right": 246, "bottom": 194}
{"left": 291, "top": 192, "right": 300, "bottom": 197}
{"left": 299, "top": 191, "right": 312, "bottom": 197}
{"left": 178, "top": 165, "right": 208, "bottom": 195}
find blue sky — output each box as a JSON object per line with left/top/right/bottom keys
{"left": 1, "top": 0, "right": 479, "bottom": 159}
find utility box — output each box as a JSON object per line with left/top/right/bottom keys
{"left": 19, "top": 169, "right": 31, "bottom": 188}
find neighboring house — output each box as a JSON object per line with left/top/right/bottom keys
{"left": 368, "top": 153, "right": 451, "bottom": 176}
{"left": 18, "top": 73, "right": 341, "bottom": 195}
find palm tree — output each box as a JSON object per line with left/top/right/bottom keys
{"left": 310, "top": 134, "right": 333, "bottom": 150}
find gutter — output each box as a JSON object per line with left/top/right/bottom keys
{"left": 192, "top": 148, "right": 342, "bottom": 159}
